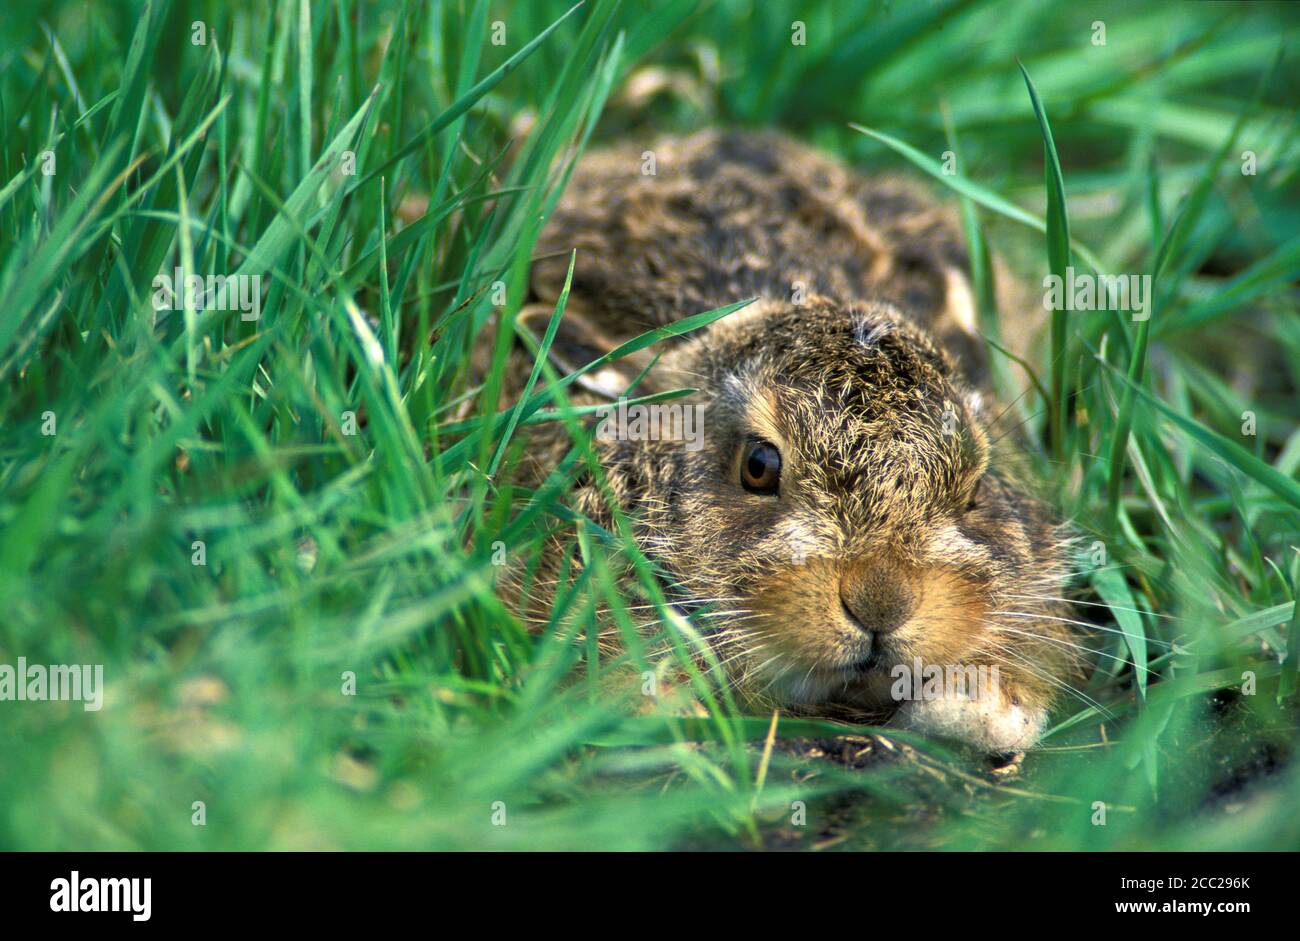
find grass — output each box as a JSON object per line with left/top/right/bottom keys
{"left": 1, "top": 0, "right": 1298, "bottom": 851}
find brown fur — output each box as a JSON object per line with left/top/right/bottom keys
{"left": 495, "top": 129, "right": 1085, "bottom": 753}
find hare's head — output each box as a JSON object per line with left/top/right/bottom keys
{"left": 525, "top": 295, "right": 1075, "bottom": 735}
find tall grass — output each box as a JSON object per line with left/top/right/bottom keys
{"left": 1, "top": 0, "right": 1298, "bottom": 850}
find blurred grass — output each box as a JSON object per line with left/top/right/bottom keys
{"left": 0, "top": 0, "right": 1298, "bottom": 850}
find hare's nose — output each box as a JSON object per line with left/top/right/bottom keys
{"left": 839, "top": 568, "right": 914, "bottom": 635}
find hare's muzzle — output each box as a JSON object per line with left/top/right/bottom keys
{"left": 839, "top": 562, "right": 916, "bottom": 639}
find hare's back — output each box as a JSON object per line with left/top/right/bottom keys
{"left": 531, "top": 129, "right": 993, "bottom": 380}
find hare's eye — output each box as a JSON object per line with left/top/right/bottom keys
{"left": 965, "top": 478, "right": 982, "bottom": 512}
{"left": 741, "top": 440, "right": 781, "bottom": 495}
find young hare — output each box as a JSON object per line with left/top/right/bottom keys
{"left": 503, "top": 130, "right": 1084, "bottom": 754}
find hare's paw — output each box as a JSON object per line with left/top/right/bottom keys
{"left": 893, "top": 684, "right": 1045, "bottom": 754}
{"left": 623, "top": 662, "right": 709, "bottom": 718}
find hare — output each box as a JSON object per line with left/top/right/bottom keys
{"left": 496, "top": 129, "right": 1084, "bottom": 755}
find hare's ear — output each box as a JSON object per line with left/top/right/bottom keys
{"left": 516, "top": 303, "right": 661, "bottom": 400}
{"left": 933, "top": 266, "right": 989, "bottom": 382}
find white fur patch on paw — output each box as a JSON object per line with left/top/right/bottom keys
{"left": 894, "top": 690, "right": 1045, "bottom": 754}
